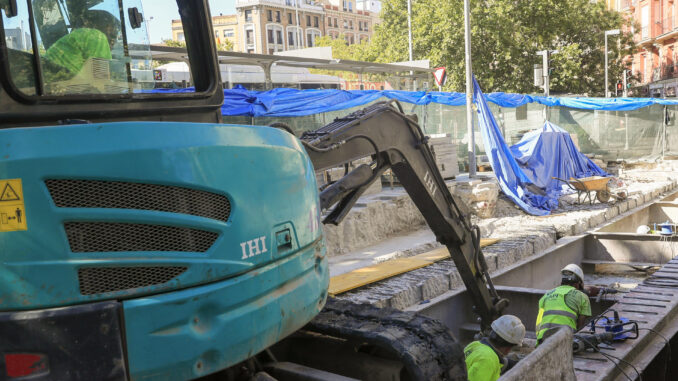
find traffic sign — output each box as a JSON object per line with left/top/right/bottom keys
{"left": 434, "top": 67, "right": 447, "bottom": 87}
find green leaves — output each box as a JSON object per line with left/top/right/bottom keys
{"left": 365, "top": 0, "right": 632, "bottom": 95}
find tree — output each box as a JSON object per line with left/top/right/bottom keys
{"left": 314, "top": 35, "right": 370, "bottom": 60}
{"left": 367, "top": 0, "right": 634, "bottom": 95}
{"left": 312, "top": 35, "right": 375, "bottom": 82}
{"left": 162, "top": 39, "right": 186, "bottom": 48}
{"left": 162, "top": 38, "right": 233, "bottom": 52}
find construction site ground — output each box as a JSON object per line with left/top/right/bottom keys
{"left": 324, "top": 161, "right": 678, "bottom": 310}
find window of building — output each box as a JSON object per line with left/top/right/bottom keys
{"left": 343, "top": 0, "right": 347, "bottom": 11}
{"left": 349, "top": 1, "right": 353, "bottom": 12}
{"left": 245, "top": 10, "right": 252, "bottom": 22}
{"left": 288, "top": 13, "right": 293, "bottom": 24}
{"left": 224, "top": 29, "right": 234, "bottom": 38}
{"left": 215, "top": 30, "right": 219, "bottom": 38}
{"left": 328, "top": 17, "right": 332, "bottom": 26}
{"left": 364, "top": 22, "right": 369, "bottom": 31}
{"left": 306, "top": 15, "right": 311, "bottom": 26}
{"left": 343, "top": 20, "right": 348, "bottom": 29}
{"left": 276, "top": 11, "right": 281, "bottom": 22}
{"left": 246, "top": 29, "right": 255, "bottom": 46}
{"left": 314, "top": 16, "right": 319, "bottom": 27}
{"left": 267, "top": 10, "right": 273, "bottom": 22}
{"left": 349, "top": 20, "right": 353, "bottom": 29}
{"left": 288, "top": 31, "right": 295, "bottom": 47}
{"left": 358, "top": 21, "right": 362, "bottom": 31}
{"left": 177, "top": 32, "right": 185, "bottom": 41}
{"left": 350, "top": 35, "right": 354, "bottom": 44}
{"left": 267, "top": 24, "right": 284, "bottom": 52}
{"left": 306, "top": 29, "right": 321, "bottom": 47}
{"left": 334, "top": 18, "right": 338, "bottom": 27}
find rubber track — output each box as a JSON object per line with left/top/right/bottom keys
{"left": 305, "top": 298, "right": 466, "bottom": 381}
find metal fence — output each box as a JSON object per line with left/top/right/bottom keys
{"left": 223, "top": 99, "right": 678, "bottom": 171}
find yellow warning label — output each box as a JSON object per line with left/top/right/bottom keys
{"left": 0, "top": 179, "right": 27, "bottom": 232}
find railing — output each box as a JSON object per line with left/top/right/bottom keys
{"left": 660, "top": 63, "right": 678, "bottom": 80}
{"left": 652, "top": 67, "right": 661, "bottom": 82}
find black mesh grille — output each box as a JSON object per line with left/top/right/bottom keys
{"left": 45, "top": 179, "right": 231, "bottom": 222}
{"left": 65, "top": 222, "right": 218, "bottom": 252}
{"left": 78, "top": 266, "right": 187, "bottom": 295}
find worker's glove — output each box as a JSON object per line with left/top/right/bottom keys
{"left": 502, "top": 353, "right": 520, "bottom": 373}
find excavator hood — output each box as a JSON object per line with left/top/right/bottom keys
{"left": 0, "top": 121, "right": 323, "bottom": 310}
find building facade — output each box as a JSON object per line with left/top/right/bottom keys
{"left": 172, "top": 14, "right": 240, "bottom": 50}
{"left": 171, "top": 0, "right": 380, "bottom": 54}
{"left": 608, "top": 0, "right": 678, "bottom": 97}
{"left": 235, "top": 0, "right": 325, "bottom": 55}
{"left": 321, "top": 0, "right": 376, "bottom": 44}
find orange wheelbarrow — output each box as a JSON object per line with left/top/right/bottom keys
{"left": 552, "top": 176, "right": 615, "bottom": 205}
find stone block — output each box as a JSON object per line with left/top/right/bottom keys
{"left": 572, "top": 218, "right": 589, "bottom": 235}
{"left": 471, "top": 182, "right": 499, "bottom": 203}
{"left": 604, "top": 206, "right": 619, "bottom": 220}
{"left": 618, "top": 200, "right": 629, "bottom": 213}
{"left": 587, "top": 211, "right": 606, "bottom": 228}
{"left": 421, "top": 274, "right": 451, "bottom": 300}
{"left": 387, "top": 286, "right": 422, "bottom": 310}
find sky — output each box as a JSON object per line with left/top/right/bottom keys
{"left": 144, "top": 0, "right": 236, "bottom": 44}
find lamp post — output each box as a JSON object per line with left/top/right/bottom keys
{"left": 605, "top": 29, "right": 620, "bottom": 98}
{"left": 464, "top": 0, "right": 475, "bottom": 177}
{"left": 407, "top": 0, "right": 413, "bottom": 62}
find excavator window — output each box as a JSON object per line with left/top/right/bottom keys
{"left": 1, "top": 0, "right": 195, "bottom": 96}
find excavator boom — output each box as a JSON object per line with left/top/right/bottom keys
{"left": 300, "top": 101, "right": 508, "bottom": 329}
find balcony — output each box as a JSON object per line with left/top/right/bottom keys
{"left": 235, "top": 0, "right": 323, "bottom": 12}
{"left": 660, "top": 17, "right": 674, "bottom": 35}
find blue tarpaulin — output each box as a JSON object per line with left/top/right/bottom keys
{"left": 154, "top": 87, "right": 678, "bottom": 116}
{"left": 473, "top": 78, "right": 608, "bottom": 216}
{"left": 510, "top": 122, "right": 608, "bottom": 204}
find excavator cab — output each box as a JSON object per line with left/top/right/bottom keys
{"left": 0, "top": 1, "right": 329, "bottom": 380}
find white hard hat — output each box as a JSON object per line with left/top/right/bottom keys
{"left": 491, "top": 315, "right": 525, "bottom": 345}
{"left": 562, "top": 263, "right": 584, "bottom": 284}
{"left": 636, "top": 225, "right": 651, "bottom": 234}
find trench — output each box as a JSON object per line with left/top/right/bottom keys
{"left": 407, "top": 191, "right": 678, "bottom": 380}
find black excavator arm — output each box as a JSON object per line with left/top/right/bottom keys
{"left": 298, "top": 100, "right": 508, "bottom": 329}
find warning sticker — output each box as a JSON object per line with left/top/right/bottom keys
{"left": 0, "top": 179, "right": 27, "bottom": 232}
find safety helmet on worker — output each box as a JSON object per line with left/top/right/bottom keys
{"left": 561, "top": 263, "right": 584, "bottom": 285}
{"left": 491, "top": 315, "right": 525, "bottom": 345}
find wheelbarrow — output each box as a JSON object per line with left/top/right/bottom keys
{"left": 552, "top": 176, "right": 617, "bottom": 205}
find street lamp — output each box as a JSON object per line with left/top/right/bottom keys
{"left": 463, "top": 0, "right": 475, "bottom": 177}
{"left": 605, "top": 29, "right": 620, "bottom": 98}
{"left": 407, "top": 0, "right": 413, "bottom": 62}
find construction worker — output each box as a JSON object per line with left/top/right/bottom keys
{"left": 535, "top": 263, "right": 592, "bottom": 345}
{"left": 464, "top": 315, "right": 526, "bottom": 381}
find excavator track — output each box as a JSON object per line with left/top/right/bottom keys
{"left": 304, "top": 298, "right": 467, "bottom": 381}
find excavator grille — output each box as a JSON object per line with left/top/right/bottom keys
{"left": 78, "top": 266, "right": 187, "bottom": 295}
{"left": 45, "top": 179, "right": 231, "bottom": 222}
{"left": 65, "top": 222, "right": 218, "bottom": 253}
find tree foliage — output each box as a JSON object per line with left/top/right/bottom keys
{"left": 366, "top": 0, "right": 633, "bottom": 95}
{"left": 162, "top": 38, "right": 234, "bottom": 52}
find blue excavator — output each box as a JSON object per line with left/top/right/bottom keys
{"left": 0, "top": 1, "right": 506, "bottom": 380}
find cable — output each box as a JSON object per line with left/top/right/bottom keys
{"left": 599, "top": 351, "right": 641, "bottom": 381}
{"left": 268, "top": 122, "right": 295, "bottom": 135}
{"left": 574, "top": 334, "right": 636, "bottom": 381}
